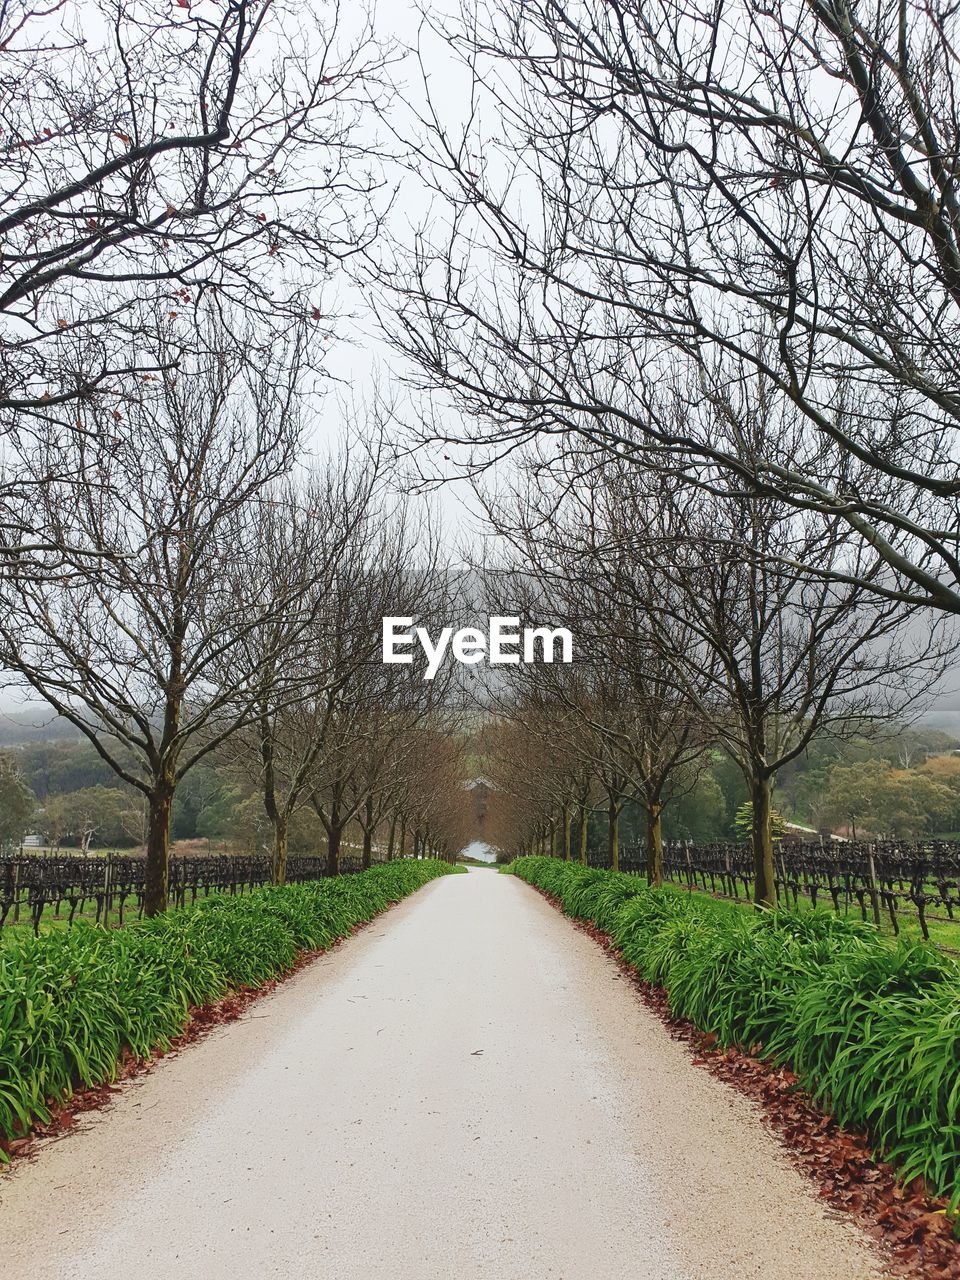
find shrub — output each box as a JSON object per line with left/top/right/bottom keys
{"left": 0, "top": 860, "right": 458, "bottom": 1154}
{"left": 507, "top": 855, "right": 960, "bottom": 1209}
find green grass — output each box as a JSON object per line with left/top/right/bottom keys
{"left": 1, "top": 901, "right": 136, "bottom": 942}
{"left": 667, "top": 877, "right": 960, "bottom": 951}
{"left": 507, "top": 855, "right": 960, "bottom": 1211}
{"left": 0, "top": 860, "right": 460, "bottom": 1155}
{"left": 1, "top": 891, "right": 311, "bottom": 943}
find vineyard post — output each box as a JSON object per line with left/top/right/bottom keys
{"left": 867, "top": 846, "right": 882, "bottom": 929}
{"left": 914, "top": 856, "right": 931, "bottom": 941}
{"left": 776, "top": 850, "right": 789, "bottom": 905}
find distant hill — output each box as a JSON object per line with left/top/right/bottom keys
{"left": 920, "top": 688, "right": 960, "bottom": 737}
{"left": 0, "top": 711, "right": 83, "bottom": 746}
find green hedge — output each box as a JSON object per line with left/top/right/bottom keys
{"left": 508, "top": 855, "right": 960, "bottom": 1209}
{"left": 0, "top": 860, "right": 459, "bottom": 1153}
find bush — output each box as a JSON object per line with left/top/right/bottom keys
{"left": 0, "top": 860, "right": 458, "bottom": 1153}
{"left": 508, "top": 855, "right": 960, "bottom": 1209}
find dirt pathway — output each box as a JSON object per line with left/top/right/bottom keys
{"left": 0, "top": 869, "right": 884, "bottom": 1279}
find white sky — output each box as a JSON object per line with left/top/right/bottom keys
{"left": 311, "top": 0, "right": 487, "bottom": 560}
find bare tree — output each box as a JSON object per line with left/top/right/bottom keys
{"left": 570, "top": 623, "right": 708, "bottom": 886}
{"left": 628, "top": 474, "right": 949, "bottom": 905}
{"left": 469, "top": 433, "right": 949, "bottom": 900}
{"left": 0, "top": 0, "right": 387, "bottom": 414}
{"left": 223, "top": 457, "right": 384, "bottom": 884}
{"left": 348, "top": 697, "right": 448, "bottom": 869}
{"left": 0, "top": 0, "right": 389, "bottom": 567}
{"left": 306, "top": 503, "right": 456, "bottom": 874}
{"left": 0, "top": 315, "right": 321, "bottom": 913}
{"left": 379, "top": 1, "right": 960, "bottom": 616}
{"left": 479, "top": 705, "right": 590, "bottom": 862}
{"left": 464, "top": 555, "right": 588, "bottom": 862}
{"left": 396, "top": 722, "right": 469, "bottom": 860}
{"left": 475, "top": 466, "right": 710, "bottom": 881}
{"left": 485, "top": 681, "right": 591, "bottom": 858}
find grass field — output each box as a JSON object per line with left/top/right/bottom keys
{"left": 663, "top": 878, "right": 960, "bottom": 951}
{"left": 1, "top": 896, "right": 194, "bottom": 942}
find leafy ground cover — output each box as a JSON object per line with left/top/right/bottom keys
{"left": 507, "top": 856, "right": 960, "bottom": 1214}
{"left": 0, "top": 860, "right": 459, "bottom": 1156}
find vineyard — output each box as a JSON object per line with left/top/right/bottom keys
{"left": 0, "top": 852, "right": 370, "bottom": 934}
{"left": 604, "top": 840, "right": 960, "bottom": 939}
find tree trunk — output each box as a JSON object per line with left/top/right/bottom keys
{"left": 399, "top": 817, "right": 407, "bottom": 859}
{"left": 607, "top": 796, "right": 620, "bottom": 872}
{"left": 144, "top": 780, "right": 174, "bottom": 916}
{"left": 578, "top": 800, "right": 588, "bottom": 864}
{"left": 326, "top": 823, "right": 342, "bottom": 878}
{"left": 387, "top": 814, "right": 397, "bottom": 861}
{"left": 361, "top": 795, "right": 374, "bottom": 870}
{"left": 562, "top": 806, "right": 572, "bottom": 861}
{"left": 752, "top": 774, "right": 777, "bottom": 908}
{"left": 645, "top": 800, "right": 663, "bottom": 887}
{"left": 272, "top": 812, "right": 288, "bottom": 887}
{"left": 260, "top": 711, "right": 287, "bottom": 886}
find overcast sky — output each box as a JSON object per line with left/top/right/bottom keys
{"left": 312, "top": 0, "right": 485, "bottom": 556}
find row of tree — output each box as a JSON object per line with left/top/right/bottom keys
{"left": 471, "top": 457, "right": 950, "bottom": 902}
{"left": 0, "top": 333, "right": 471, "bottom": 903}
{"left": 367, "top": 0, "right": 960, "bottom": 902}
{"left": 6, "top": 1, "right": 960, "bottom": 909}
{"left": 0, "top": 2, "right": 473, "bottom": 911}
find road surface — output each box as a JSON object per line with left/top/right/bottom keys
{"left": 0, "top": 869, "right": 883, "bottom": 1280}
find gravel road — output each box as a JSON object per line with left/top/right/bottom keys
{"left": 0, "top": 868, "right": 884, "bottom": 1280}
